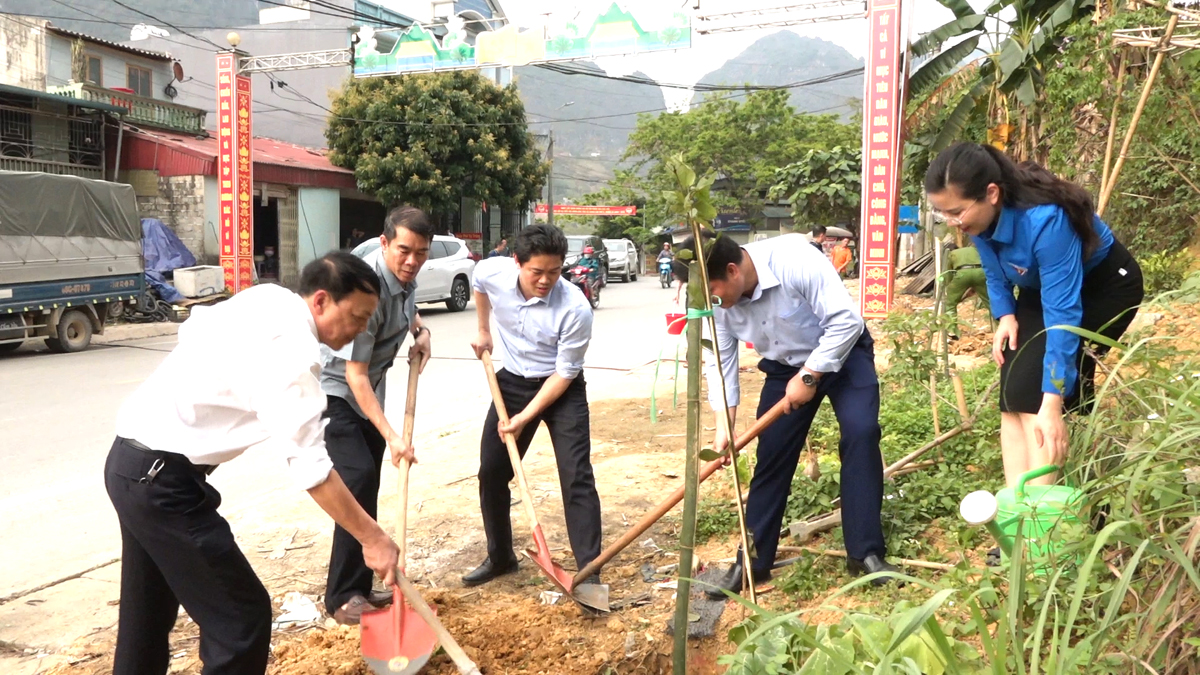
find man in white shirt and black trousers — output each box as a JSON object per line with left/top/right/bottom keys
{"left": 106, "top": 252, "right": 401, "bottom": 675}
{"left": 674, "top": 232, "right": 900, "bottom": 598}
{"left": 462, "top": 224, "right": 604, "bottom": 588}
{"left": 320, "top": 206, "right": 432, "bottom": 625}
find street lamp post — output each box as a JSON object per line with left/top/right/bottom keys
{"left": 543, "top": 101, "right": 573, "bottom": 229}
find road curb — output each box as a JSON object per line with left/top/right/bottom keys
{"left": 95, "top": 322, "right": 180, "bottom": 345}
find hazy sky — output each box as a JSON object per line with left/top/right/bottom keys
{"left": 497, "top": 0, "right": 960, "bottom": 109}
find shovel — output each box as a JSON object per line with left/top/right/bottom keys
{"left": 480, "top": 352, "right": 608, "bottom": 613}
{"left": 570, "top": 398, "right": 789, "bottom": 608}
{"left": 361, "top": 357, "right": 445, "bottom": 675}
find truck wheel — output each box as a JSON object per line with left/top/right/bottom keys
{"left": 0, "top": 342, "right": 21, "bottom": 354}
{"left": 45, "top": 310, "right": 93, "bottom": 353}
{"left": 445, "top": 276, "right": 470, "bottom": 312}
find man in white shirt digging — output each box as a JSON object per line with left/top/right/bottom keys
{"left": 108, "top": 251, "right": 400, "bottom": 675}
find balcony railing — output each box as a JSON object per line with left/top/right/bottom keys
{"left": 0, "top": 156, "right": 103, "bottom": 179}
{"left": 49, "top": 82, "right": 207, "bottom": 135}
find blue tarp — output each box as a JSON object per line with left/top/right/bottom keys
{"left": 141, "top": 218, "right": 195, "bottom": 274}
{"left": 141, "top": 218, "right": 195, "bottom": 304}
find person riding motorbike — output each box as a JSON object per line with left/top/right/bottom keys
{"left": 578, "top": 247, "right": 602, "bottom": 293}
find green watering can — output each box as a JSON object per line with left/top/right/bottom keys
{"left": 959, "top": 465, "right": 1086, "bottom": 574}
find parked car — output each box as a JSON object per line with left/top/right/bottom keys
{"left": 602, "top": 238, "right": 639, "bottom": 282}
{"left": 564, "top": 235, "right": 608, "bottom": 287}
{"left": 351, "top": 234, "right": 475, "bottom": 311}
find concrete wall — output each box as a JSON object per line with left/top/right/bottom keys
{"left": 204, "top": 176, "right": 220, "bottom": 265}
{"left": 297, "top": 186, "right": 341, "bottom": 268}
{"left": 134, "top": 173, "right": 208, "bottom": 260}
{"left": 46, "top": 34, "right": 173, "bottom": 99}
{"left": 0, "top": 15, "right": 49, "bottom": 90}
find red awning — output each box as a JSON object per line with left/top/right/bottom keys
{"left": 121, "top": 128, "right": 357, "bottom": 190}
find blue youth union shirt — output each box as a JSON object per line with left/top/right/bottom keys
{"left": 971, "top": 204, "right": 1115, "bottom": 398}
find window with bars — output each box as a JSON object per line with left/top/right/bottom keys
{"left": 0, "top": 94, "right": 34, "bottom": 159}
{"left": 68, "top": 110, "right": 102, "bottom": 167}
{"left": 127, "top": 65, "right": 152, "bottom": 97}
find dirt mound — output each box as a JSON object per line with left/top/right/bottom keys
{"left": 270, "top": 591, "right": 673, "bottom": 675}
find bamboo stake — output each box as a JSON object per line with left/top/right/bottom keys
{"left": 1099, "top": 52, "right": 1128, "bottom": 195}
{"left": 1098, "top": 14, "right": 1181, "bottom": 216}
{"left": 952, "top": 372, "right": 969, "bottom": 422}
{"left": 930, "top": 372, "right": 941, "bottom": 436}
{"left": 672, "top": 261, "right": 703, "bottom": 673}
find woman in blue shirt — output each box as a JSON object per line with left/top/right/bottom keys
{"left": 924, "top": 143, "right": 1143, "bottom": 489}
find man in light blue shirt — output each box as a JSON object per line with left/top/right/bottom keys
{"left": 678, "top": 233, "right": 898, "bottom": 597}
{"left": 462, "top": 225, "right": 603, "bottom": 588}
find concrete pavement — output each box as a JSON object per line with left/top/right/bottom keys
{"left": 0, "top": 275, "right": 679, "bottom": 621}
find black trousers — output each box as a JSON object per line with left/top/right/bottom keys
{"left": 740, "top": 331, "right": 886, "bottom": 572}
{"left": 323, "top": 395, "right": 387, "bottom": 614}
{"left": 1000, "top": 239, "right": 1144, "bottom": 414}
{"left": 104, "top": 437, "right": 271, "bottom": 675}
{"left": 478, "top": 369, "right": 602, "bottom": 569}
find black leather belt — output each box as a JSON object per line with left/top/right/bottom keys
{"left": 124, "top": 437, "right": 217, "bottom": 476}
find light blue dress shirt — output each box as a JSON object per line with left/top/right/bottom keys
{"left": 972, "top": 204, "right": 1115, "bottom": 397}
{"left": 472, "top": 257, "right": 593, "bottom": 380}
{"left": 706, "top": 234, "right": 864, "bottom": 408}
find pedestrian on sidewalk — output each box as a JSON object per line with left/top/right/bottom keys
{"left": 462, "top": 224, "right": 604, "bottom": 589}
{"left": 106, "top": 252, "right": 400, "bottom": 675}
{"left": 924, "top": 144, "right": 1144, "bottom": 490}
{"left": 676, "top": 232, "right": 899, "bottom": 598}
{"left": 320, "top": 206, "right": 433, "bottom": 625}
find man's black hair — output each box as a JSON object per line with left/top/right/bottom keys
{"left": 811, "top": 225, "right": 827, "bottom": 237}
{"left": 299, "top": 250, "right": 381, "bottom": 301}
{"left": 672, "top": 230, "right": 743, "bottom": 283}
{"left": 383, "top": 205, "right": 434, "bottom": 243}
{"left": 513, "top": 224, "right": 568, "bottom": 263}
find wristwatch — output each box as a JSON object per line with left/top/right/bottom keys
{"left": 413, "top": 326, "right": 430, "bottom": 338}
{"left": 801, "top": 370, "right": 818, "bottom": 387}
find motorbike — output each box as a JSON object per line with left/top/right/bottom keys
{"left": 567, "top": 265, "right": 601, "bottom": 309}
{"left": 658, "top": 259, "right": 673, "bottom": 288}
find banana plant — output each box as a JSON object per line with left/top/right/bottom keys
{"left": 905, "top": 0, "right": 1098, "bottom": 152}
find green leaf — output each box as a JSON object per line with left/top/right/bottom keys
{"left": 698, "top": 448, "right": 726, "bottom": 461}
{"left": 931, "top": 81, "right": 985, "bottom": 152}
{"left": 910, "top": 15, "right": 986, "bottom": 57}
{"left": 677, "top": 249, "right": 695, "bottom": 261}
{"left": 908, "top": 36, "right": 981, "bottom": 99}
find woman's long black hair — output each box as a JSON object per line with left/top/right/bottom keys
{"left": 924, "top": 143, "right": 1100, "bottom": 258}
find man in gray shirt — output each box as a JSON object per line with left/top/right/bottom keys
{"left": 676, "top": 232, "right": 898, "bottom": 599}
{"left": 321, "top": 206, "right": 433, "bottom": 624}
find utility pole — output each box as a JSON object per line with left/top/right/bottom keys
{"left": 546, "top": 130, "right": 555, "bottom": 228}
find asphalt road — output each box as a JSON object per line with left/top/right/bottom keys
{"left": 0, "top": 274, "right": 679, "bottom": 596}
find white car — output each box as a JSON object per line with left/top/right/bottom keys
{"left": 603, "top": 238, "right": 639, "bottom": 282}
{"left": 351, "top": 234, "right": 476, "bottom": 311}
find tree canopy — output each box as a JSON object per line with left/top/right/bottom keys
{"left": 326, "top": 71, "right": 548, "bottom": 216}
{"left": 769, "top": 145, "right": 863, "bottom": 232}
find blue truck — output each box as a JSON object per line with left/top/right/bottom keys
{"left": 0, "top": 171, "right": 144, "bottom": 353}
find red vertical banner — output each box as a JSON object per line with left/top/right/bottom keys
{"left": 235, "top": 74, "right": 254, "bottom": 293}
{"left": 858, "top": 0, "right": 904, "bottom": 319}
{"left": 215, "top": 54, "right": 237, "bottom": 293}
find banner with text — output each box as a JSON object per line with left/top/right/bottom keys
{"left": 535, "top": 204, "right": 637, "bottom": 216}
{"left": 216, "top": 54, "right": 238, "bottom": 293}
{"left": 858, "top": 0, "right": 904, "bottom": 319}
{"left": 235, "top": 74, "right": 253, "bottom": 293}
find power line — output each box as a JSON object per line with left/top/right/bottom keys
{"left": 104, "top": 0, "right": 227, "bottom": 51}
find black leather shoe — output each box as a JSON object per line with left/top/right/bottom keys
{"left": 704, "top": 562, "right": 771, "bottom": 600}
{"left": 846, "top": 554, "right": 902, "bottom": 586}
{"left": 367, "top": 589, "right": 394, "bottom": 608}
{"left": 461, "top": 556, "right": 519, "bottom": 587}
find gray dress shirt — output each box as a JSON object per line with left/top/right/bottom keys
{"left": 320, "top": 248, "right": 417, "bottom": 418}
{"left": 472, "top": 257, "right": 592, "bottom": 379}
{"left": 706, "top": 234, "right": 864, "bottom": 408}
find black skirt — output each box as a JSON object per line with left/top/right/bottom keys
{"left": 999, "top": 239, "right": 1144, "bottom": 415}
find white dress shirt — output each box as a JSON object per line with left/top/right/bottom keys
{"left": 706, "top": 234, "right": 864, "bottom": 408}
{"left": 115, "top": 284, "right": 334, "bottom": 490}
{"left": 472, "top": 257, "right": 592, "bottom": 379}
